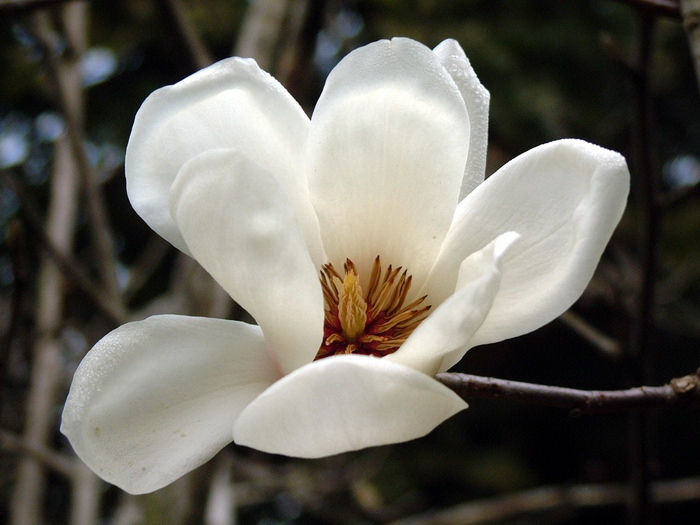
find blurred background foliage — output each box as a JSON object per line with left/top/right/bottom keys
{"left": 1, "top": 0, "right": 699, "bottom": 524}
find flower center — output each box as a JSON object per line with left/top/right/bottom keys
{"left": 316, "top": 256, "right": 431, "bottom": 360}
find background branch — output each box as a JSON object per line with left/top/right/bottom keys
{"left": 0, "top": 0, "right": 82, "bottom": 14}
{"left": 613, "top": 0, "right": 682, "bottom": 18}
{"left": 10, "top": 115, "right": 82, "bottom": 525}
{"left": 681, "top": 0, "right": 700, "bottom": 89}
{"left": 155, "top": 0, "right": 214, "bottom": 71}
{"left": 558, "top": 310, "right": 621, "bottom": 357}
{"left": 31, "top": 7, "right": 125, "bottom": 321}
{"left": 10, "top": 5, "right": 102, "bottom": 525}
{"left": 1, "top": 170, "right": 124, "bottom": 325}
{"left": 390, "top": 476, "right": 700, "bottom": 525}
{"left": 1, "top": 430, "right": 75, "bottom": 477}
{"left": 627, "top": 12, "right": 660, "bottom": 524}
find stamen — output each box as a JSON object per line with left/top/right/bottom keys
{"left": 316, "top": 256, "right": 431, "bottom": 359}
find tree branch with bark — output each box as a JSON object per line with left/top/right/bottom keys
{"left": 436, "top": 370, "right": 700, "bottom": 414}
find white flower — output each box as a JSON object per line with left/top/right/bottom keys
{"left": 61, "top": 38, "right": 629, "bottom": 494}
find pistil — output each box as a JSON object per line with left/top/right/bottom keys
{"left": 336, "top": 263, "right": 367, "bottom": 342}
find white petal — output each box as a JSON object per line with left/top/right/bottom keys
{"left": 61, "top": 315, "right": 279, "bottom": 494}
{"left": 388, "top": 232, "right": 518, "bottom": 375}
{"left": 307, "top": 37, "right": 469, "bottom": 287}
{"left": 232, "top": 355, "right": 467, "bottom": 457}
{"left": 169, "top": 149, "right": 324, "bottom": 374}
{"left": 427, "top": 139, "right": 630, "bottom": 346}
{"left": 125, "top": 57, "right": 320, "bottom": 258}
{"left": 433, "top": 39, "right": 490, "bottom": 199}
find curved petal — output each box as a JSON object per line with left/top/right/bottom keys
{"left": 170, "top": 149, "right": 324, "bottom": 373}
{"left": 60, "top": 315, "right": 279, "bottom": 494}
{"left": 307, "top": 37, "right": 469, "bottom": 287}
{"left": 425, "top": 139, "right": 629, "bottom": 345}
{"left": 388, "top": 232, "right": 518, "bottom": 375}
{"left": 125, "top": 57, "right": 320, "bottom": 258}
{"left": 433, "top": 39, "right": 490, "bottom": 199}
{"left": 232, "top": 355, "right": 467, "bottom": 457}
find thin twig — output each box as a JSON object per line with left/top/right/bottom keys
{"left": 1, "top": 430, "right": 75, "bottom": 477}
{"left": 389, "top": 476, "right": 700, "bottom": 525}
{"left": 155, "top": 0, "right": 213, "bottom": 71}
{"left": 0, "top": 220, "right": 30, "bottom": 404}
{"left": 1, "top": 170, "right": 124, "bottom": 325}
{"left": 435, "top": 371, "right": 700, "bottom": 413}
{"left": 122, "top": 233, "right": 173, "bottom": 303}
{"left": 558, "top": 310, "right": 621, "bottom": 357}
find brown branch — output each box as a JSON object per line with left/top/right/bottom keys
{"left": 435, "top": 371, "right": 700, "bottom": 414}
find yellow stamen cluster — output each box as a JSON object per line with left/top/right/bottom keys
{"left": 316, "top": 256, "right": 431, "bottom": 359}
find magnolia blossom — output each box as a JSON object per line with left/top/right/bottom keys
{"left": 61, "top": 37, "right": 629, "bottom": 494}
